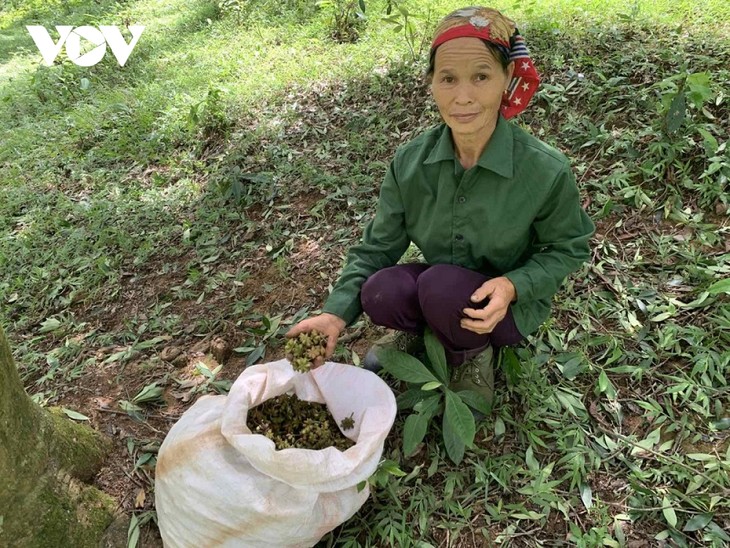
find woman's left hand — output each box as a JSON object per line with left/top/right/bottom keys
{"left": 461, "top": 277, "right": 517, "bottom": 335}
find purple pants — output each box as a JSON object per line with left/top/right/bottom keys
{"left": 360, "top": 264, "right": 524, "bottom": 366}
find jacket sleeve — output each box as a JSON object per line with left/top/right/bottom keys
{"left": 504, "top": 161, "right": 595, "bottom": 303}
{"left": 322, "top": 160, "right": 411, "bottom": 325}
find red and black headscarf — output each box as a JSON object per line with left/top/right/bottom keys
{"left": 431, "top": 7, "right": 540, "bottom": 119}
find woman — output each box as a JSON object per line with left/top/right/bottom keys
{"left": 286, "top": 6, "right": 595, "bottom": 404}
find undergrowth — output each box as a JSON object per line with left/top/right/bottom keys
{"left": 0, "top": 0, "right": 728, "bottom": 545}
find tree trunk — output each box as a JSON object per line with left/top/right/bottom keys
{"left": 0, "top": 325, "right": 118, "bottom": 547}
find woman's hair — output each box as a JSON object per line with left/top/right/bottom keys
{"left": 426, "top": 39, "right": 512, "bottom": 78}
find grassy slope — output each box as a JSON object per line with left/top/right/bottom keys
{"left": 1, "top": 0, "right": 729, "bottom": 546}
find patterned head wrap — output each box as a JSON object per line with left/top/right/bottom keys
{"left": 431, "top": 6, "right": 540, "bottom": 119}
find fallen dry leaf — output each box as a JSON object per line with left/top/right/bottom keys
{"left": 135, "top": 488, "right": 146, "bottom": 508}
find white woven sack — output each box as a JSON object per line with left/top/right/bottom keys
{"left": 155, "top": 359, "right": 397, "bottom": 547}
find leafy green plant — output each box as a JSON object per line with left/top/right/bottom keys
{"left": 192, "top": 360, "right": 232, "bottom": 394}
{"left": 356, "top": 458, "right": 406, "bottom": 492}
{"left": 378, "top": 328, "right": 491, "bottom": 464}
{"left": 119, "top": 382, "right": 165, "bottom": 420}
{"left": 187, "top": 86, "right": 233, "bottom": 144}
{"left": 317, "top": 0, "right": 367, "bottom": 43}
{"left": 382, "top": 1, "right": 432, "bottom": 62}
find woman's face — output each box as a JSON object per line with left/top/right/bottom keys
{"left": 431, "top": 37, "right": 514, "bottom": 142}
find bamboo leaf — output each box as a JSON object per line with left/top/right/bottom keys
{"left": 246, "top": 344, "right": 266, "bottom": 366}
{"left": 580, "top": 483, "right": 593, "bottom": 509}
{"left": 62, "top": 408, "right": 89, "bottom": 421}
{"left": 707, "top": 278, "right": 730, "bottom": 295}
{"left": 662, "top": 496, "right": 677, "bottom": 528}
{"left": 132, "top": 382, "right": 164, "bottom": 404}
{"left": 38, "top": 318, "right": 62, "bottom": 334}
{"left": 683, "top": 513, "right": 712, "bottom": 532}
{"left": 127, "top": 514, "right": 140, "bottom": 548}
{"left": 500, "top": 347, "right": 521, "bottom": 385}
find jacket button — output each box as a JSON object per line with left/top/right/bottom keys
{"left": 458, "top": 196, "right": 466, "bottom": 204}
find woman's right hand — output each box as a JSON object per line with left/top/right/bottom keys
{"left": 285, "top": 313, "right": 346, "bottom": 366}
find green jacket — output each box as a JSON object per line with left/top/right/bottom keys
{"left": 322, "top": 115, "right": 595, "bottom": 336}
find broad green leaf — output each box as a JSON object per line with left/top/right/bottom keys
{"left": 559, "top": 354, "right": 586, "bottom": 379}
{"left": 711, "top": 417, "right": 730, "bottom": 430}
{"left": 442, "top": 408, "right": 466, "bottom": 464}
{"left": 379, "top": 348, "right": 438, "bottom": 384}
{"left": 379, "top": 459, "right": 406, "bottom": 477}
{"left": 682, "top": 513, "right": 712, "bottom": 532}
{"left": 134, "top": 453, "right": 155, "bottom": 471}
{"left": 686, "top": 453, "right": 714, "bottom": 461}
{"left": 525, "top": 445, "right": 539, "bottom": 471}
{"left": 413, "top": 394, "right": 441, "bottom": 419}
{"left": 132, "top": 383, "right": 164, "bottom": 404}
{"left": 62, "top": 408, "right": 89, "bottom": 421}
{"left": 662, "top": 496, "right": 677, "bottom": 528}
{"left": 697, "top": 127, "right": 719, "bottom": 155}
{"left": 455, "top": 390, "right": 492, "bottom": 416}
{"left": 650, "top": 311, "right": 674, "bottom": 322}
{"left": 707, "top": 278, "right": 730, "bottom": 295}
{"left": 580, "top": 483, "right": 593, "bottom": 510}
{"left": 494, "top": 416, "right": 506, "bottom": 437}
{"left": 511, "top": 511, "right": 545, "bottom": 520}
{"left": 685, "top": 474, "right": 704, "bottom": 495}
{"left": 119, "top": 400, "right": 144, "bottom": 421}
{"left": 706, "top": 521, "right": 730, "bottom": 542}
{"left": 686, "top": 72, "right": 713, "bottom": 107}
{"left": 396, "top": 388, "right": 427, "bottom": 410}
{"left": 555, "top": 390, "right": 587, "bottom": 417}
{"left": 39, "top": 318, "right": 62, "bottom": 334}
{"left": 665, "top": 91, "right": 686, "bottom": 134}
{"left": 246, "top": 344, "right": 266, "bottom": 366}
{"left": 263, "top": 314, "right": 282, "bottom": 339}
{"left": 598, "top": 370, "right": 609, "bottom": 393}
{"left": 403, "top": 413, "right": 429, "bottom": 456}
{"left": 424, "top": 328, "right": 449, "bottom": 384}
{"left": 381, "top": 460, "right": 406, "bottom": 478}
{"left": 420, "top": 381, "right": 442, "bottom": 391}
{"left": 134, "top": 336, "right": 170, "bottom": 351}
{"left": 444, "top": 390, "right": 475, "bottom": 447}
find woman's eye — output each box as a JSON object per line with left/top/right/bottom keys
{"left": 442, "top": 76, "right": 454, "bottom": 83}
{"left": 476, "top": 74, "right": 488, "bottom": 81}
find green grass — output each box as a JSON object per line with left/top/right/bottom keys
{"left": 1, "top": 0, "right": 729, "bottom": 546}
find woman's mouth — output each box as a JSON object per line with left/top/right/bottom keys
{"left": 451, "top": 113, "right": 479, "bottom": 123}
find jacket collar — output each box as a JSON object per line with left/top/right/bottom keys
{"left": 424, "top": 115, "right": 514, "bottom": 178}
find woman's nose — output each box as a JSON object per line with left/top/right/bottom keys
{"left": 454, "top": 84, "right": 473, "bottom": 104}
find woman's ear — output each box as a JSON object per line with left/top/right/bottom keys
{"left": 505, "top": 61, "right": 515, "bottom": 88}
